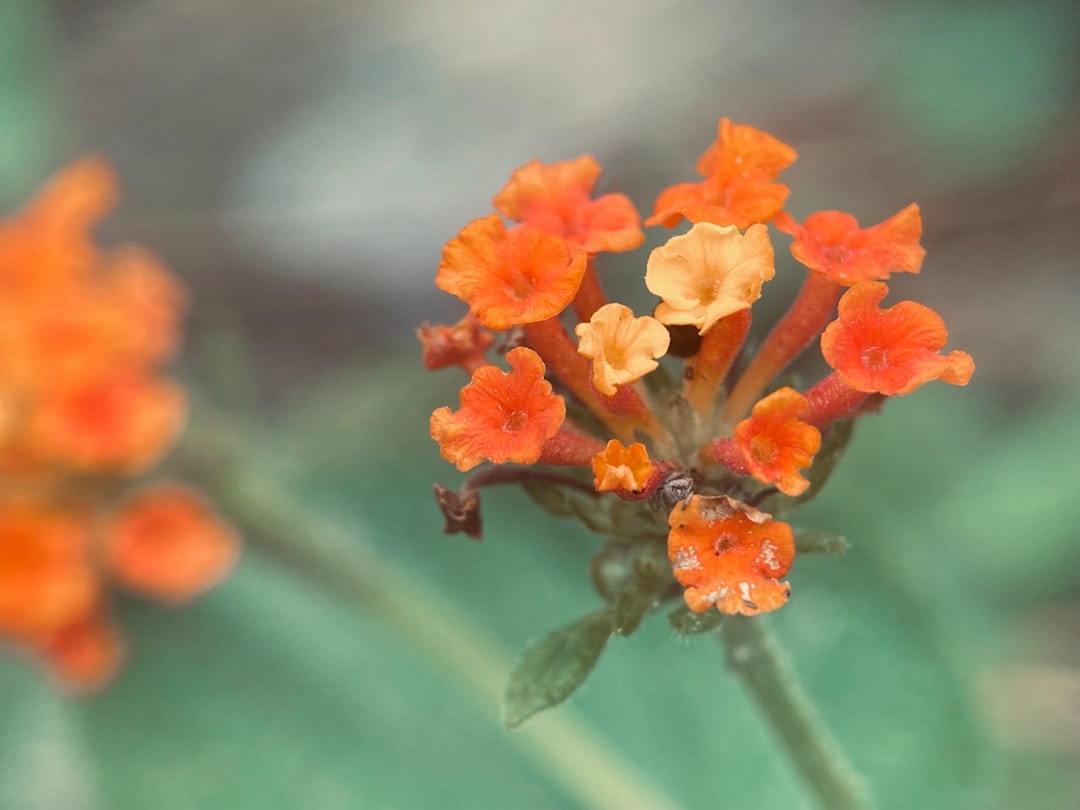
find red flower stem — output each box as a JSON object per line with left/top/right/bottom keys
{"left": 685, "top": 309, "right": 752, "bottom": 421}
{"left": 523, "top": 318, "right": 637, "bottom": 441}
{"left": 803, "top": 373, "right": 870, "bottom": 427}
{"left": 572, "top": 257, "right": 607, "bottom": 322}
{"left": 538, "top": 430, "right": 606, "bottom": 466}
{"left": 698, "top": 436, "right": 750, "bottom": 475}
{"left": 722, "top": 271, "right": 841, "bottom": 428}
{"left": 460, "top": 464, "right": 599, "bottom": 497}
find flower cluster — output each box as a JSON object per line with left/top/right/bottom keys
{"left": 425, "top": 118, "right": 973, "bottom": 622}
{"left": 0, "top": 159, "right": 239, "bottom": 691}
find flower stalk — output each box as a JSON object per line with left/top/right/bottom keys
{"left": 719, "top": 616, "right": 874, "bottom": 810}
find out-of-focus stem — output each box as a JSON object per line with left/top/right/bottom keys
{"left": 722, "top": 272, "right": 841, "bottom": 428}
{"left": 719, "top": 616, "right": 874, "bottom": 810}
{"left": 213, "top": 462, "right": 681, "bottom": 810}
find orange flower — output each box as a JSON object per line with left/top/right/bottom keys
{"left": 493, "top": 156, "right": 644, "bottom": 254}
{"left": 645, "top": 222, "right": 775, "bottom": 334}
{"left": 591, "top": 440, "right": 663, "bottom": 498}
{"left": 417, "top": 313, "right": 495, "bottom": 373}
{"left": 29, "top": 373, "right": 186, "bottom": 473}
{"left": 40, "top": 611, "right": 125, "bottom": 692}
{"left": 667, "top": 495, "right": 794, "bottom": 616}
{"left": 821, "top": 282, "right": 975, "bottom": 396}
{"left": 436, "top": 215, "right": 587, "bottom": 330}
{"left": 0, "top": 504, "right": 99, "bottom": 640}
{"left": 102, "top": 486, "right": 240, "bottom": 605}
{"left": 430, "top": 347, "right": 566, "bottom": 471}
{"left": 774, "top": 205, "right": 925, "bottom": 285}
{"left": 574, "top": 303, "right": 669, "bottom": 395}
{"left": 0, "top": 157, "right": 117, "bottom": 295}
{"left": 646, "top": 119, "right": 797, "bottom": 230}
{"left": 100, "top": 245, "right": 189, "bottom": 364}
{"left": 733, "top": 387, "right": 821, "bottom": 496}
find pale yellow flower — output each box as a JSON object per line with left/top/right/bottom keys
{"left": 575, "top": 303, "right": 669, "bottom": 395}
{"left": 645, "top": 222, "right": 775, "bottom": 334}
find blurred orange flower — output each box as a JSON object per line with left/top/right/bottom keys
{"left": 647, "top": 119, "right": 797, "bottom": 230}
{"left": 431, "top": 347, "right": 566, "bottom": 470}
{"left": 774, "top": 205, "right": 925, "bottom": 285}
{"left": 493, "top": 156, "right": 644, "bottom": 254}
{"left": 436, "top": 215, "right": 587, "bottom": 330}
{"left": 0, "top": 504, "right": 99, "bottom": 640}
{"left": 733, "top": 387, "right": 821, "bottom": 496}
{"left": 0, "top": 157, "right": 238, "bottom": 691}
{"left": 103, "top": 486, "right": 240, "bottom": 605}
{"left": 821, "top": 282, "right": 975, "bottom": 396}
{"left": 668, "top": 495, "right": 794, "bottom": 616}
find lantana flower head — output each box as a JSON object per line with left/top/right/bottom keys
{"left": 774, "top": 204, "right": 925, "bottom": 285}
{"left": 424, "top": 117, "right": 976, "bottom": 723}
{"left": 436, "top": 214, "right": 587, "bottom": 330}
{"left": 647, "top": 118, "right": 797, "bottom": 230}
{"left": 575, "top": 303, "right": 670, "bottom": 395}
{"left": 431, "top": 347, "right": 566, "bottom": 471}
{"left": 493, "top": 156, "right": 644, "bottom": 254}
{"left": 668, "top": 495, "right": 794, "bottom": 616}
{"left": 645, "top": 222, "right": 775, "bottom": 334}
{"left": 733, "top": 387, "right": 821, "bottom": 497}
{"left": 0, "top": 158, "right": 240, "bottom": 691}
{"left": 821, "top": 281, "right": 975, "bottom": 396}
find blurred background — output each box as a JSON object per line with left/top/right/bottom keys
{"left": 1, "top": 0, "right": 1078, "bottom": 807}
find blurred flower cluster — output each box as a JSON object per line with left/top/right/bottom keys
{"left": 423, "top": 117, "right": 973, "bottom": 680}
{"left": 0, "top": 159, "right": 238, "bottom": 691}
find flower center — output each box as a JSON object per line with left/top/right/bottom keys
{"left": 502, "top": 409, "right": 529, "bottom": 433}
{"left": 861, "top": 346, "right": 888, "bottom": 370}
{"left": 749, "top": 436, "right": 777, "bottom": 465}
{"left": 823, "top": 245, "right": 852, "bottom": 264}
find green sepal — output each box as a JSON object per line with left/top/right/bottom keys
{"left": 521, "top": 478, "right": 666, "bottom": 540}
{"left": 502, "top": 607, "right": 614, "bottom": 730}
{"left": 668, "top": 605, "right": 724, "bottom": 635}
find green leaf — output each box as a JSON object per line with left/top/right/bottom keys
{"left": 503, "top": 608, "right": 614, "bottom": 730}
{"left": 793, "top": 529, "right": 850, "bottom": 555}
{"left": 668, "top": 605, "right": 723, "bottom": 636}
{"left": 521, "top": 477, "right": 614, "bottom": 536}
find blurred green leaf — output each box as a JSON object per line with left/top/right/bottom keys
{"left": 793, "top": 529, "right": 850, "bottom": 555}
{"left": 503, "top": 608, "right": 614, "bottom": 730}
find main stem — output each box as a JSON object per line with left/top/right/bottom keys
{"left": 719, "top": 616, "right": 873, "bottom": 810}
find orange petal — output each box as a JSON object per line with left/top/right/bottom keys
{"left": 646, "top": 223, "right": 775, "bottom": 334}
{"left": 821, "top": 282, "right": 975, "bottom": 396}
{"left": 103, "top": 485, "right": 240, "bottom": 605}
{"left": 591, "top": 440, "right": 663, "bottom": 497}
{"left": 436, "top": 216, "right": 587, "bottom": 330}
{"left": 0, "top": 157, "right": 118, "bottom": 294}
{"left": 667, "top": 495, "right": 794, "bottom": 616}
{"left": 430, "top": 347, "right": 566, "bottom": 471}
{"left": 733, "top": 387, "right": 821, "bottom": 496}
{"left": 575, "top": 303, "right": 669, "bottom": 395}
{"left": 776, "top": 205, "right": 925, "bottom": 284}
{"left": 493, "top": 156, "right": 643, "bottom": 254}
{"left": 648, "top": 119, "right": 796, "bottom": 230}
